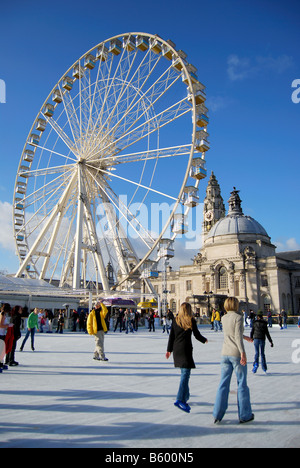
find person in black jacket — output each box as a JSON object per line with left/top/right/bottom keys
{"left": 250, "top": 311, "right": 274, "bottom": 374}
{"left": 166, "top": 302, "right": 208, "bottom": 413}
{"left": 5, "top": 305, "right": 22, "bottom": 366}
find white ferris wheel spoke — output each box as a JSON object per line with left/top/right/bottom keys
{"left": 29, "top": 143, "right": 78, "bottom": 163}
{"left": 19, "top": 175, "right": 75, "bottom": 241}
{"left": 58, "top": 83, "right": 82, "bottom": 155}
{"left": 88, "top": 48, "right": 161, "bottom": 156}
{"left": 95, "top": 97, "right": 191, "bottom": 161}
{"left": 109, "top": 185, "right": 156, "bottom": 245}
{"left": 83, "top": 54, "right": 115, "bottom": 150}
{"left": 97, "top": 144, "right": 192, "bottom": 166}
{"left": 22, "top": 168, "right": 75, "bottom": 215}
{"left": 87, "top": 163, "right": 178, "bottom": 202}
{"left": 86, "top": 60, "right": 182, "bottom": 162}
{"left": 20, "top": 163, "right": 76, "bottom": 179}
{"left": 102, "top": 182, "right": 155, "bottom": 250}
{"left": 42, "top": 112, "right": 78, "bottom": 157}
{"left": 85, "top": 165, "right": 154, "bottom": 250}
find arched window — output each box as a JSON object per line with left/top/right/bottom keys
{"left": 218, "top": 267, "right": 228, "bottom": 290}
{"left": 170, "top": 300, "right": 176, "bottom": 315}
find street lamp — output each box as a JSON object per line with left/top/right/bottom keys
{"left": 203, "top": 291, "right": 213, "bottom": 318}
{"left": 158, "top": 239, "right": 174, "bottom": 317}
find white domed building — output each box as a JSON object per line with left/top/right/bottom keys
{"left": 152, "top": 173, "right": 300, "bottom": 317}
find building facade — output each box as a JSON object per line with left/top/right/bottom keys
{"left": 151, "top": 173, "right": 300, "bottom": 317}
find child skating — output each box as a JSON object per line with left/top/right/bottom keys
{"left": 250, "top": 311, "right": 274, "bottom": 374}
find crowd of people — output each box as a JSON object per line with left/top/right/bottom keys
{"left": 112, "top": 308, "right": 173, "bottom": 334}
{"left": 113, "top": 308, "right": 139, "bottom": 333}
{"left": 211, "top": 306, "right": 292, "bottom": 332}
{"left": 1, "top": 297, "right": 299, "bottom": 425}
{"left": 0, "top": 305, "right": 88, "bottom": 371}
{"left": 0, "top": 302, "right": 174, "bottom": 371}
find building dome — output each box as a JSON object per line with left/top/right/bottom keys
{"left": 207, "top": 214, "right": 269, "bottom": 238}
{"left": 206, "top": 187, "right": 270, "bottom": 240}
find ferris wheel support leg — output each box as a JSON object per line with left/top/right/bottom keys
{"left": 101, "top": 194, "right": 129, "bottom": 279}
{"left": 89, "top": 291, "right": 93, "bottom": 313}
{"left": 60, "top": 239, "right": 75, "bottom": 287}
{"left": 83, "top": 203, "right": 109, "bottom": 291}
{"left": 15, "top": 172, "right": 77, "bottom": 279}
{"left": 144, "top": 277, "right": 157, "bottom": 296}
{"left": 79, "top": 172, "right": 109, "bottom": 291}
{"left": 39, "top": 194, "right": 71, "bottom": 279}
{"left": 73, "top": 167, "right": 85, "bottom": 290}
{"left": 157, "top": 296, "right": 161, "bottom": 318}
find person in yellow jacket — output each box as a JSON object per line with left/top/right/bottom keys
{"left": 87, "top": 301, "right": 109, "bottom": 361}
{"left": 211, "top": 309, "right": 216, "bottom": 330}
{"left": 214, "top": 309, "right": 221, "bottom": 332}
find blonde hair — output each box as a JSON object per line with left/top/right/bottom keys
{"left": 176, "top": 302, "right": 193, "bottom": 330}
{"left": 224, "top": 297, "right": 239, "bottom": 313}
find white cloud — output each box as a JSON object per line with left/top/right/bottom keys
{"left": 256, "top": 55, "right": 294, "bottom": 74}
{"left": 206, "top": 96, "right": 234, "bottom": 112}
{"left": 227, "top": 54, "right": 252, "bottom": 81}
{"left": 227, "top": 54, "right": 294, "bottom": 81}
{"left": 275, "top": 237, "right": 300, "bottom": 252}
{"left": 0, "top": 201, "right": 15, "bottom": 252}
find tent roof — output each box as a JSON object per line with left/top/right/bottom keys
{"left": 0, "top": 274, "right": 80, "bottom": 298}
{"left": 0, "top": 274, "right": 56, "bottom": 291}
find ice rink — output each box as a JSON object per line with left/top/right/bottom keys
{"left": 0, "top": 324, "right": 299, "bottom": 448}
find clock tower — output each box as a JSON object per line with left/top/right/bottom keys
{"left": 203, "top": 172, "right": 225, "bottom": 235}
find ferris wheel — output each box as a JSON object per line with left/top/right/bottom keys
{"left": 13, "top": 32, "right": 209, "bottom": 292}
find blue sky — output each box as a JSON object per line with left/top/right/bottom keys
{"left": 0, "top": 0, "right": 300, "bottom": 274}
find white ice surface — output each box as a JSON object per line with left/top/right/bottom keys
{"left": 0, "top": 325, "right": 299, "bottom": 448}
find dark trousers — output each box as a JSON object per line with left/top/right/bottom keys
{"left": 6, "top": 338, "right": 18, "bottom": 363}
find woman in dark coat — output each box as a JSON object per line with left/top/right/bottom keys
{"left": 6, "top": 305, "right": 22, "bottom": 366}
{"left": 166, "top": 302, "right": 207, "bottom": 413}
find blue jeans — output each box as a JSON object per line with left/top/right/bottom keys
{"left": 268, "top": 316, "right": 272, "bottom": 327}
{"left": 177, "top": 368, "right": 191, "bottom": 403}
{"left": 213, "top": 356, "right": 252, "bottom": 422}
{"left": 21, "top": 328, "right": 36, "bottom": 349}
{"left": 253, "top": 339, "right": 267, "bottom": 371}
